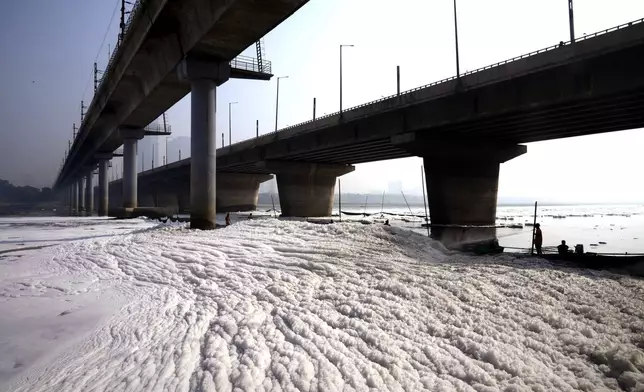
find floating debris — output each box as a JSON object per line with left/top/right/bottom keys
{"left": 598, "top": 241, "right": 607, "bottom": 245}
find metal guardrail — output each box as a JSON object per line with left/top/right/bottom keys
{"left": 230, "top": 55, "right": 272, "bottom": 74}
{"left": 144, "top": 123, "right": 172, "bottom": 133}
{"left": 252, "top": 17, "right": 644, "bottom": 141}
{"left": 91, "top": 0, "right": 144, "bottom": 115}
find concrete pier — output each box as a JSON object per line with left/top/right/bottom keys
{"left": 71, "top": 183, "right": 78, "bottom": 214}
{"left": 178, "top": 57, "right": 230, "bottom": 229}
{"left": 108, "top": 181, "right": 123, "bottom": 212}
{"left": 77, "top": 177, "right": 85, "bottom": 213}
{"left": 120, "top": 128, "right": 144, "bottom": 209}
{"left": 217, "top": 173, "right": 273, "bottom": 212}
{"left": 177, "top": 180, "right": 191, "bottom": 214}
{"left": 85, "top": 172, "right": 94, "bottom": 215}
{"left": 97, "top": 157, "right": 110, "bottom": 216}
{"left": 394, "top": 134, "right": 526, "bottom": 246}
{"left": 265, "top": 161, "right": 354, "bottom": 217}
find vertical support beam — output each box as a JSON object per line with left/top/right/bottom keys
{"left": 120, "top": 128, "right": 144, "bottom": 210}
{"left": 261, "top": 161, "right": 354, "bottom": 217}
{"left": 216, "top": 173, "right": 273, "bottom": 212}
{"left": 178, "top": 57, "right": 230, "bottom": 229}
{"left": 71, "top": 182, "right": 78, "bottom": 214}
{"left": 77, "top": 177, "right": 85, "bottom": 212}
{"left": 391, "top": 133, "right": 527, "bottom": 247}
{"left": 123, "top": 138, "right": 138, "bottom": 208}
{"left": 190, "top": 78, "right": 217, "bottom": 228}
{"left": 85, "top": 172, "right": 94, "bottom": 216}
{"left": 97, "top": 156, "right": 110, "bottom": 216}
{"left": 313, "top": 97, "right": 316, "bottom": 120}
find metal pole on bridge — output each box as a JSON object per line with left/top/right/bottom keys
{"left": 275, "top": 76, "right": 288, "bottom": 131}
{"left": 568, "top": 0, "right": 575, "bottom": 43}
{"left": 256, "top": 120, "right": 259, "bottom": 138}
{"left": 313, "top": 97, "right": 316, "bottom": 120}
{"left": 228, "top": 101, "right": 238, "bottom": 146}
{"left": 453, "top": 0, "right": 460, "bottom": 78}
{"left": 397, "top": 66, "right": 400, "bottom": 95}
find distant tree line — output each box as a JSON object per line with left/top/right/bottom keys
{"left": 0, "top": 179, "right": 54, "bottom": 204}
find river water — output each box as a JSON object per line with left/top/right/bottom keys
{"left": 259, "top": 203, "right": 644, "bottom": 254}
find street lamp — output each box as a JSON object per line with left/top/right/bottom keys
{"left": 275, "top": 76, "right": 289, "bottom": 132}
{"left": 453, "top": 0, "right": 460, "bottom": 78}
{"left": 340, "top": 44, "right": 354, "bottom": 116}
{"left": 228, "top": 101, "right": 238, "bottom": 147}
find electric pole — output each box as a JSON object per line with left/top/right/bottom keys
{"left": 80, "top": 101, "right": 87, "bottom": 123}
{"left": 119, "top": 0, "right": 133, "bottom": 47}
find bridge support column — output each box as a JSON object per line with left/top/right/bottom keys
{"left": 178, "top": 57, "right": 230, "bottom": 229}
{"left": 109, "top": 181, "right": 123, "bottom": 213}
{"left": 217, "top": 173, "right": 273, "bottom": 212}
{"left": 97, "top": 155, "right": 111, "bottom": 216}
{"left": 120, "top": 128, "right": 144, "bottom": 209}
{"left": 393, "top": 133, "right": 527, "bottom": 247}
{"left": 77, "top": 177, "right": 85, "bottom": 213}
{"left": 149, "top": 181, "right": 178, "bottom": 210}
{"left": 176, "top": 177, "right": 191, "bottom": 214}
{"left": 71, "top": 183, "right": 78, "bottom": 214}
{"left": 85, "top": 172, "right": 94, "bottom": 216}
{"left": 263, "top": 161, "right": 354, "bottom": 217}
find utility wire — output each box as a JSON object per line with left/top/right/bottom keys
{"left": 80, "top": 0, "right": 121, "bottom": 104}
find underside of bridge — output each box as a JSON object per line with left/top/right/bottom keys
{"left": 67, "top": 11, "right": 644, "bottom": 243}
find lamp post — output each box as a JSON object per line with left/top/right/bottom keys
{"left": 568, "top": 0, "right": 575, "bottom": 43}
{"left": 275, "top": 76, "right": 289, "bottom": 132}
{"left": 340, "top": 44, "right": 354, "bottom": 117}
{"left": 228, "top": 101, "right": 238, "bottom": 146}
{"left": 453, "top": 0, "right": 460, "bottom": 78}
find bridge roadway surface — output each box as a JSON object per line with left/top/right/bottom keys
{"left": 126, "top": 18, "right": 644, "bottom": 187}
{"left": 55, "top": 0, "right": 309, "bottom": 189}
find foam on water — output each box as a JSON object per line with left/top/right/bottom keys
{"left": 1, "top": 218, "right": 643, "bottom": 391}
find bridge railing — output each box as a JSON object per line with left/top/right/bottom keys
{"left": 230, "top": 55, "right": 272, "bottom": 74}
{"left": 249, "top": 17, "right": 644, "bottom": 143}
{"left": 95, "top": 1, "right": 144, "bottom": 102}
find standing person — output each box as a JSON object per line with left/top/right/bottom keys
{"left": 225, "top": 212, "right": 231, "bottom": 226}
{"left": 534, "top": 223, "right": 543, "bottom": 255}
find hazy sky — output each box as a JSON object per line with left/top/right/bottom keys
{"left": 1, "top": 0, "right": 643, "bottom": 202}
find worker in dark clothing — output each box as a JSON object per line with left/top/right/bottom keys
{"left": 557, "top": 240, "right": 570, "bottom": 254}
{"left": 225, "top": 212, "right": 231, "bottom": 226}
{"left": 534, "top": 223, "right": 543, "bottom": 255}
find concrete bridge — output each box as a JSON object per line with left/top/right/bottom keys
{"left": 61, "top": 8, "right": 644, "bottom": 244}
{"left": 57, "top": 0, "right": 309, "bottom": 228}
